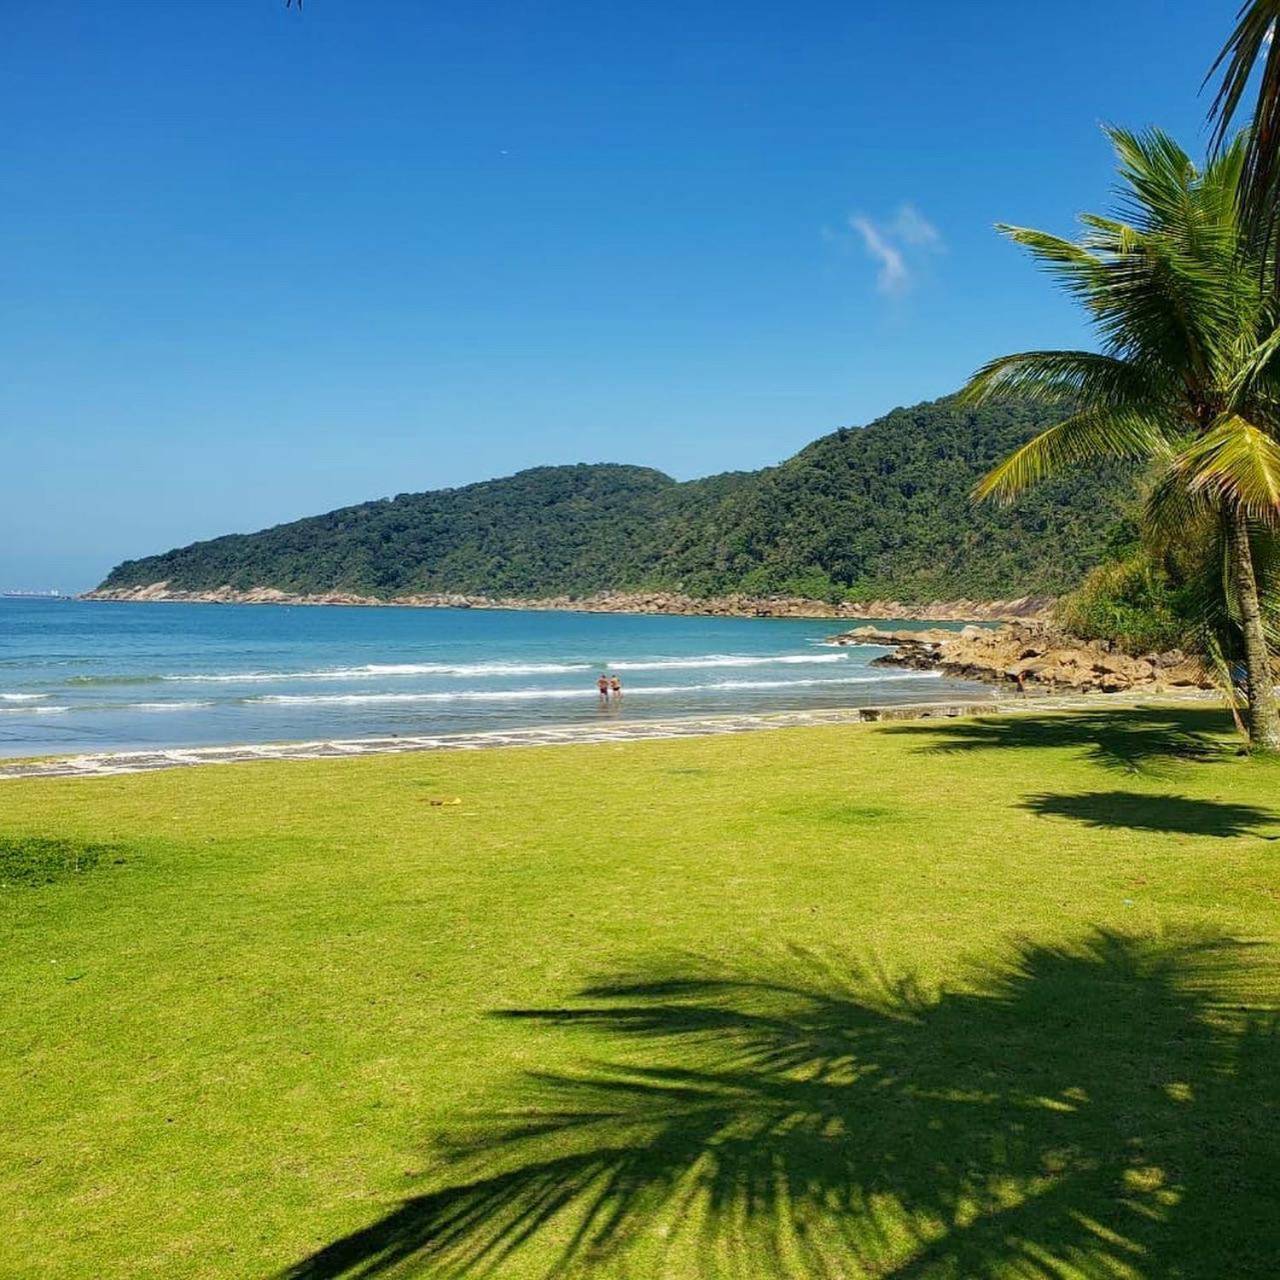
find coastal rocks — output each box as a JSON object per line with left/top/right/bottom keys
{"left": 829, "top": 621, "right": 1214, "bottom": 694}
{"left": 82, "top": 584, "right": 1057, "bottom": 624}
{"left": 85, "top": 583, "right": 477, "bottom": 609}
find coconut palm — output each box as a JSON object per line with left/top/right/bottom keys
{"left": 962, "top": 127, "right": 1280, "bottom": 751}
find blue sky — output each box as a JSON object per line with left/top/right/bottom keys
{"left": 1, "top": 1, "right": 1240, "bottom": 589}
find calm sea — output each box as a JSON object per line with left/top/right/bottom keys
{"left": 0, "top": 599, "right": 992, "bottom": 757}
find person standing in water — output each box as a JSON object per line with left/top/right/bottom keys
{"left": 597, "top": 672, "right": 611, "bottom": 702}
{"left": 609, "top": 673, "right": 623, "bottom": 700}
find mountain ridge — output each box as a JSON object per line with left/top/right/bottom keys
{"left": 98, "top": 395, "right": 1135, "bottom": 604}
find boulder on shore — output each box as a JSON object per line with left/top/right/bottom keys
{"left": 826, "top": 621, "right": 1214, "bottom": 694}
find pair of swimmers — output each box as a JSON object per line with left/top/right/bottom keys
{"left": 596, "top": 672, "right": 623, "bottom": 701}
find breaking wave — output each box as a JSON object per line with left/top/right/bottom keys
{"left": 609, "top": 653, "right": 851, "bottom": 671}
{"left": 160, "top": 652, "right": 854, "bottom": 684}
{"left": 248, "top": 671, "right": 940, "bottom": 707}
{"left": 165, "top": 661, "right": 592, "bottom": 682}
{"left": 132, "top": 701, "right": 215, "bottom": 712}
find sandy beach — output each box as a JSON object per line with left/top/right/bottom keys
{"left": 0, "top": 687, "right": 1223, "bottom": 779}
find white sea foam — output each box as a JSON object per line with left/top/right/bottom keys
{"left": 609, "top": 653, "right": 850, "bottom": 671}
{"left": 164, "top": 653, "right": 852, "bottom": 684}
{"left": 0, "top": 693, "right": 48, "bottom": 702}
{"left": 360, "top": 661, "right": 591, "bottom": 676}
{"left": 251, "top": 689, "right": 591, "bottom": 706}
{"left": 132, "top": 701, "right": 215, "bottom": 712}
{"left": 682, "top": 672, "right": 942, "bottom": 692}
{"left": 248, "top": 670, "right": 941, "bottom": 707}
{"left": 166, "top": 660, "right": 594, "bottom": 683}
{"left": 0, "top": 699, "right": 214, "bottom": 716}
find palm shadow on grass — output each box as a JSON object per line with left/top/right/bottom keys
{"left": 881, "top": 707, "right": 1232, "bottom": 774}
{"left": 282, "top": 931, "right": 1278, "bottom": 1280}
{"left": 1023, "top": 790, "right": 1280, "bottom": 837}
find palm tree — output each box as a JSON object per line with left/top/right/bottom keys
{"left": 962, "top": 127, "right": 1280, "bottom": 752}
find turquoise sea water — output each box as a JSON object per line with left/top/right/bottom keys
{"left": 0, "top": 599, "right": 992, "bottom": 757}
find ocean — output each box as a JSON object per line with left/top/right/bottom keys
{"left": 0, "top": 598, "right": 992, "bottom": 758}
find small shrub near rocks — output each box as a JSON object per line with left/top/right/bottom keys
{"left": 1056, "top": 557, "right": 1189, "bottom": 656}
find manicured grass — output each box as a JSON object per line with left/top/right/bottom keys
{"left": 2, "top": 706, "right": 1278, "bottom": 1279}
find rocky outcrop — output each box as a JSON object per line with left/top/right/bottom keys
{"left": 829, "top": 622, "right": 1214, "bottom": 694}
{"left": 82, "top": 583, "right": 1056, "bottom": 623}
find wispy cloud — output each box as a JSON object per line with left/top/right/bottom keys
{"left": 847, "top": 203, "right": 943, "bottom": 297}
{"left": 850, "top": 216, "right": 907, "bottom": 295}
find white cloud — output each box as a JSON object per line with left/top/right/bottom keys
{"left": 890, "top": 203, "right": 941, "bottom": 248}
{"left": 848, "top": 203, "right": 943, "bottom": 297}
{"left": 850, "top": 216, "right": 908, "bottom": 295}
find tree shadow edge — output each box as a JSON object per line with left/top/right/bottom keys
{"left": 281, "top": 928, "right": 1280, "bottom": 1280}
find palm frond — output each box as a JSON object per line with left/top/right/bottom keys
{"left": 1173, "top": 415, "right": 1280, "bottom": 521}
{"left": 1206, "top": 2, "right": 1280, "bottom": 239}
{"left": 997, "top": 134, "right": 1255, "bottom": 389}
{"left": 1104, "top": 127, "right": 1200, "bottom": 234}
{"left": 1143, "top": 466, "right": 1216, "bottom": 552}
{"left": 994, "top": 226, "right": 1107, "bottom": 309}
{"left": 996, "top": 225, "right": 1098, "bottom": 266}
{"left": 1095, "top": 242, "right": 1240, "bottom": 379}
{"left": 973, "top": 409, "right": 1166, "bottom": 505}
{"left": 959, "top": 350, "right": 1166, "bottom": 410}
{"left": 1174, "top": 513, "right": 1280, "bottom": 653}
{"left": 1226, "top": 314, "right": 1280, "bottom": 404}
{"left": 1076, "top": 213, "right": 1142, "bottom": 255}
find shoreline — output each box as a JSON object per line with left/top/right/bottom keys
{"left": 0, "top": 689, "right": 1220, "bottom": 780}
{"left": 82, "top": 585, "right": 1054, "bottom": 624}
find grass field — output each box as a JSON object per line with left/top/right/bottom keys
{"left": 3, "top": 705, "right": 1278, "bottom": 1279}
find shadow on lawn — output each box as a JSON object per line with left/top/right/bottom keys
{"left": 1023, "top": 790, "right": 1280, "bottom": 838}
{"left": 882, "top": 706, "right": 1232, "bottom": 774}
{"left": 283, "top": 931, "right": 1278, "bottom": 1280}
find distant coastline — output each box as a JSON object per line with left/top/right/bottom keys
{"left": 82, "top": 583, "right": 1053, "bottom": 623}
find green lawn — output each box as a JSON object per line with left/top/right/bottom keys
{"left": 3, "top": 706, "right": 1277, "bottom": 1279}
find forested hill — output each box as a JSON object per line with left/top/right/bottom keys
{"left": 98, "top": 396, "right": 1136, "bottom": 603}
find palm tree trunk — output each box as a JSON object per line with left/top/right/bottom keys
{"left": 1226, "top": 505, "right": 1280, "bottom": 752}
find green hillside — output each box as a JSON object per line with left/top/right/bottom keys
{"left": 99, "top": 396, "right": 1135, "bottom": 602}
